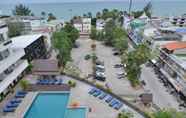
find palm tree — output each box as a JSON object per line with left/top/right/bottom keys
{"left": 41, "top": 11, "right": 46, "bottom": 19}
{"left": 143, "top": 2, "right": 152, "bottom": 18}
{"left": 12, "top": 4, "right": 32, "bottom": 16}
{"left": 129, "top": 0, "right": 133, "bottom": 15}
{"left": 19, "top": 80, "right": 29, "bottom": 91}
{"left": 96, "top": 12, "right": 101, "bottom": 19}
{"left": 87, "top": 12, "right": 92, "bottom": 18}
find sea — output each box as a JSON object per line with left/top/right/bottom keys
{"left": 0, "top": 1, "right": 186, "bottom": 21}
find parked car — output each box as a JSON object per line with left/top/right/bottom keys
{"left": 96, "top": 71, "right": 105, "bottom": 77}
{"left": 117, "top": 75, "right": 124, "bottom": 79}
{"left": 113, "top": 52, "right": 120, "bottom": 56}
{"left": 116, "top": 72, "right": 127, "bottom": 76}
{"left": 114, "top": 64, "right": 126, "bottom": 68}
{"left": 96, "top": 60, "right": 104, "bottom": 66}
{"left": 94, "top": 72, "right": 106, "bottom": 81}
{"left": 96, "top": 65, "right": 105, "bottom": 71}
{"left": 94, "top": 75, "right": 106, "bottom": 81}
{"left": 96, "top": 68, "right": 105, "bottom": 72}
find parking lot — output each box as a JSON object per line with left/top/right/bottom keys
{"left": 71, "top": 39, "right": 144, "bottom": 98}
{"left": 94, "top": 41, "right": 144, "bottom": 97}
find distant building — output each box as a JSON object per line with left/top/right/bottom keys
{"left": 0, "top": 21, "right": 28, "bottom": 100}
{"left": 73, "top": 18, "right": 91, "bottom": 35}
{"left": 96, "top": 19, "right": 105, "bottom": 31}
{"left": 11, "top": 34, "right": 48, "bottom": 62}
{"left": 5, "top": 16, "right": 46, "bottom": 35}
{"left": 170, "top": 17, "right": 186, "bottom": 27}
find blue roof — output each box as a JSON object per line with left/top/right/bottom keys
{"left": 175, "top": 28, "right": 186, "bottom": 33}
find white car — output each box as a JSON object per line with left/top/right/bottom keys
{"left": 96, "top": 71, "right": 105, "bottom": 77}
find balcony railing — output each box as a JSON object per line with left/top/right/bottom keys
{"left": 0, "top": 60, "right": 28, "bottom": 94}
{"left": 159, "top": 50, "right": 186, "bottom": 79}
{"left": 0, "top": 49, "right": 25, "bottom": 74}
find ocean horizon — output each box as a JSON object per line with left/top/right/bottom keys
{"left": 0, "top": 1, "right": 186, "bottom": 21}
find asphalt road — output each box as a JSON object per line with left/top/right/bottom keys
{"left": 141, "top": 65, "right": 181, "bottom": 110}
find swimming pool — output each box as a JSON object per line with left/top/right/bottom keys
{"left": 65, "top": 108, "right": 87, "bottom": 118}
{"left": 24, "top": 92, "right": 70, "bottom": 118}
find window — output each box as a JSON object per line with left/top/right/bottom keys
{"left": 0, "top": 49, "right": 10, "bottom": 61}
{"left": 0, "top": 34, "right": 4, "bottom": 42}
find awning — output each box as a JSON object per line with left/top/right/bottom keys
{"left": 32, "top": 59, "right": 60, "bottom": 75}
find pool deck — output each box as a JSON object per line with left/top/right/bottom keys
{"left": 26, "top": 84, "right": 70, "bottom": 91}
{"left": 15, "top": 92, "right": 37, "bottom": 118}
{"left": 1, "top": 92, "right": 37, "bottom": 118}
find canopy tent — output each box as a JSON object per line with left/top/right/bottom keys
{"left": 130, "top": 19, "right": 146, "bottom": 29}
{"left": 32, "top": 59, "right": 60, "bottom": 75}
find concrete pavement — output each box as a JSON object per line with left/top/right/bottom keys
{"left": 141, "top": 65, "right": 181, "bottom": 110}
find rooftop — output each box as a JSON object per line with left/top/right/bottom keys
{"left": 32, "top": 59, "right": 59, "bottom": 75}
{"left": 11, "top": 34, "right": 43, "bottom": 49}
{"left": 162, "top": 41, "right": 186, "bottom": 51}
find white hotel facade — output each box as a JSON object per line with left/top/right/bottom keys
{"left": 0, "top": 21, "right": 28, "bottom": 100}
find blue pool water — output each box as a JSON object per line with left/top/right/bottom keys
{"left": 24, "top": 93, "right": 69, "bottom": 118}
{"left": 65, "top": 108, "right": 87, "bottom": 118}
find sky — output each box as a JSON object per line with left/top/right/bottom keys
{"left": 0, "top": 0, "right": 184, "bottom": 4}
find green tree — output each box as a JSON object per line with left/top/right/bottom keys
{"left": 114, "top": 38, "right": 128, "bottom": 53}
{"left": 151, "top": 109, "right": 186, "bottom": 118}
{"left": 132, "top": 11, "right": 143, "bottom": 18}
{"left": 118, "top": 112, "right": 133, "bottom": 118}
{"left": 12, "top": 4, "right": 32, "bottom": 16}
{"left": 90, "top": 26, "right": 97, "bottom": 40}
{"left": 91, "top": 18, "right": 97, "bottom": 26}
{"left": 87, "top": 12, "right": 92, "bottom": 18}
{"left": 124, "top": 43, "right": 151, "bottom": 86}
{"left": 63, "top": 23, "right": 79, "bottom": 44}
{"left": 144, "top": 2, "right": 152, "bottom": 18}
{"left": 96, "top": 12, "right": 102, "bottom": 19}
{"left": 113, "top": 27, "right": 128, "bottom": 52}
{"left": 41, "top": 11, "right": 46, "bottom": 19}
{"left": 135, "top": 43, "right": 151, "bottom": 65}
{"left": 19, "top": 80, "right": 29, "bottom": 91}
{"left": 102, "top": 8, "right": 109, "bottom": 20}
{"left": 104, "top": 19, "right": 116, "bottom": 45}
{"left": 47, "top": 13, "right": 56, "bottom": 22}
{"left": 52, "top": 24, "right": 79, "bottom": 66}
{"left": 96, "top": 31, "right": 104, "bottom": 41}
{"left": 7, "top": 22, "right": 22, "bottom": 38}
{"left": 52, "top": 31, "right": 71, "bottom": 66}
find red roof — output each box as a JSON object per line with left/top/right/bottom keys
{"left": 162, "top": 41, "right": 186, "bottom": 51}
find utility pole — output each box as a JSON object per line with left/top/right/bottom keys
{"left": 129, "top": 0, "right": 132, "bottom": 15}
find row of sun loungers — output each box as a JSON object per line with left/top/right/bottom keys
{"left": 37, "top": 79, "right": 63, "bottom": 85}
{"left": 88, "top": 87, "right": 123, "bottom": 110}
{"left": 3, "top": 91, "right": 27, "bottom": 113}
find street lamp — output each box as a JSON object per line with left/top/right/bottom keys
{"left": 129, "top": 0, "right": 132, "bottom": 16}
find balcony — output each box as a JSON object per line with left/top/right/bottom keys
{"left": 159, "top": 50, "right": 186, "bottom": 79}
{"left": 0, "top": 49, "right": 25, "bottom": 74}
{"left": 0, "top": 40, "right": 12, "bottom": 52}
{"left": 0, "top": 60, "right": 28, "bottom": 94}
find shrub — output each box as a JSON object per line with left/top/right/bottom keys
{"left": 19, "top": 79, "right": 29, "bottom": 90}
{"left": 95, "top": 83, "right": 104, "bottom": 89}
{"left": 72, "top": 82, "right": 76, "bottom": 87}
{"left": 68, "top": 80, "right": 76, "bottom": 88}
{"left": 91, "top": 43, "right": 96, "bottom": 50}
{"left": 85, "top": 54, "right": 91, "bottom": 60}
{"left": 68, "top": 80, "right": 72, "bottom": 85}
